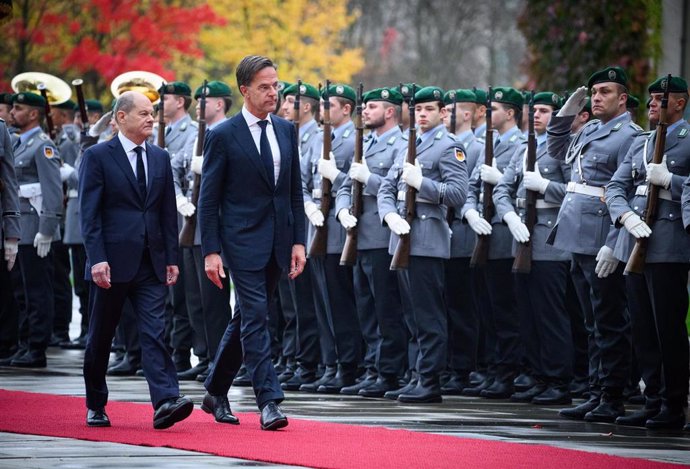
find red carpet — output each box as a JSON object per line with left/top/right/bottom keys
{"left": 0, "top": 389, "right": 682, "bottom": 469}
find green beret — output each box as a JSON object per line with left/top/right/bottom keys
{"left": 277, "top": 81, "right": 292, "bottom": 94}
{"left": 587, "top": 66, "right": 627, "bottom": 88}
{"left": 398, "top": 83, "right": 418, "bottom": 100}
{"left": 282, "top": 82, "right": 320, "bottom": 100}
{"left": 0, "top": 93, "right": 14, "bottom": 105}
{"left": 443, "top": 89, "right": 477, "bottom": 106}
{"left": 648, "top": 75, "right": 689, "bottom": 94}
{"left": 473, "top": 89, "right": 487, "bottom": 105}
{"left": 626, "top": 94, "right": 640, "bottom": 109}
{"left": 533, "top": 91, "right": 562, "bottom": 109}
{"left": 491, "top": 87, "right": 523, "bottom": 108}
{"left": 55, "top": 99, "right": 76, "bottom": 111}
{"left": 414, "top": 86, "right": 445, "bottom": 104}
{"left": 85, "top": 99, "right": 103, "bottom": 113}
{"left": 194, "top": 80, "right": 232, "bottom": 99}
{"left": 363, "top": 87, "right": 403, "bottom": 105}
{"left": 322, "top": 83, "right": 356, "bottom": 102}
{"left": 12, "top": 92, "right": 46, "bottom": 108}
{"left": 159, "top": 81, "right": 191, "bottom": 97}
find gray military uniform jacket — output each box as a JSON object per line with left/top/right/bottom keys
{"left": 60, "top": 124, "right": 83, "bottom": 245}
{"left": 168, "top": 114, "right": 199, "bottom": 198}
{"left": 546, "top": 112, "right": 639, "bottom": 255}
{"left": 14, "top": 126, "right": 62, "bottom": 245}
{"left": 493, "top": 137, "right": 571, "bottom": 262}
{"left": 608, "top": 120, "right": 690, "bottom": 263}
{"left": 378, "top": 124, "right": 468, "bottom": 259}
{"left": 461, "top": 126, "right": 525, "bottom": 260}
{"left": 450, "top": 130, "right": 483, "bottom": 258}
{"left": 335, "top": 126, "right": 408, "bottom": 251}
{"left": 0, "top": 120, "right": 20, "bottom": 244}
{"left": 302, "top": 120, "right": 355, "bottom": 255}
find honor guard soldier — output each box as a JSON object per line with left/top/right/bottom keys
{"left": 335, "top": 87, "right": 409, "bottom": 397}
{"left": 441, "top": 89, "right": 486, "bottom": 394}
{"left": 493, "top": 92, "right": 574, "bottom": 405}
{"left": 547, "top": 66, "right": 639, "bottom": 422}
{"left": 8, "top": 91, "right": 63, "bottom": 367}
{"left": 472, "top": 89, "right": 489, "bottom": 139}
{"left": 378, "top": 86, "right": 468, "bottom": 403}
{"left": 609, "top": 76, "right": 690, "bottom": 430}
{"left": 461, "top": 87, "right": 526, "bottom": 399}
{"left": 277, "top": 82, "right": 327, "bottom": 391}
{"left": 0, "top": 93, "right": 15, "bottom": 126}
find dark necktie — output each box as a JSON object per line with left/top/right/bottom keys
{"left": 165, "top": 125, "right": 171, "bottom": 137}
{"left": 257, "top": 120, "right": 275, "bottom": 187}
{"left": 415, "top": 137, "right": 422, "bottom": 146}
{"left": 13, "top": 138, "right": 20, "bottom": 152}
{"left": 134, "top": 146, "right": 147, "bottom": 200}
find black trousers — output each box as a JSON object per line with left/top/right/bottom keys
{"left": 182, "top": 246, "right": 207, "bottom": 359}
{"left": 52, "top": 239, "right": 73, "bottom": 338}
{"left": 69, "top": 244, "right": 90, "bottom": 337}
{"left": 17, "top": 245, "right": 54, "bottom": 351}
{"left": 196, "top": 249, "right": 232, "bottom": 365}
{"left": 566, "top": 272, "right": 589, "bottom": 385}
{"left": 276, "top": 274, "right": 297, "bottom": 361}
{"left": 444, "top": 257, "right": 479, "bottom": 376}
{"left": 307, "top": 257, "right": 338, "bottom": 366}
{"left": 0, "top": 252, "right": 19, "bottom": 353}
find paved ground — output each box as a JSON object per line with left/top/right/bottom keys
{"left": 1, "top": 314, "right": 689, "bottom": 468}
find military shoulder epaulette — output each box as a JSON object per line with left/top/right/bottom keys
{"left": 301, "top": 132, "right": 313, "bottom": 143}
{"left": 434, "top": 130, "right": 444, "bottom": 140}
{"left": 679, "top": 128, "right": 688, "bottom": 138}
{"left": 611, "top": 122, "right": 624, "bottom": 131}
{"left": 342, "top": 129, "right": 352, "bottom": 139}
{"left": 629, "top": 122, "right": 643, "bottom": 132}
{"left": 387, "top": 136, "right": 397, "bottom": 145}
{"left": 509, "top": 133, "right": 521, "bottom": 143}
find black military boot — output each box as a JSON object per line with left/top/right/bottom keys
{"left": 584, "top": 389, "right": 625, "bottom": 423}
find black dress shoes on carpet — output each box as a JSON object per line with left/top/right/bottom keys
{"left": 153, "top": 396, "right": 194, "bottom": 430}
{"left": 86, "top": 408, "right": 111, "bottom": 427}
{"left": 201, "top": 392, "right": 240, "bottom": 424}
{"left": 260, "top": 401, "right": 288, "bottom": 431}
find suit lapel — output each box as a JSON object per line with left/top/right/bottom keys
{"left": 110, "top": 139, "right": 142, "bottom": 202}
{"left": 144, "top": 142, "right": 157, "bottom": 206}
{"left": 231, "top": 114, "right": 273, "bottom": 189}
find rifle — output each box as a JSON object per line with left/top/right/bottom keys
{"left": 179, "top": 80, "right": 207, "bottom": 248}
{"left": 390, "top": 84, "right": 417, "bottom": 270}
{"left": 37, "top": 84, "right": 57, "bottom": 141}
{"left": 294, "top": 79, "right": 302, "bottom": 135}
{"left": 157, "top": 83, "right": 166, "bottom": 148}
{"left": 512, "top": 91, "right": 536, "bottom": 273}
{"left": 340, "top": 83, "right": 364, "bottom": 266}
{"left": 308, "top": 80, "right": 332, "bottom": 258}
{"left": 469, "top": 86, "right": 494, "bottom": 267}
{"left": 446, "top": 90, "right": 458, "bottom": 225}
{"left": 625, "top": 74, "right": 672, "bottom": 274}
{"left": 72, "top": 79, "right": 89, "bottom": 136}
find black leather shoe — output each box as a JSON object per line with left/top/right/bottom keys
{"left": 469, "top": 370, "right": 487, "bottom": 386}
{"left": 0, "top": 347, "right": 28, "bottom": 366}
{"left": 584, "top": 398, "right": 625, "bottom": 423}
{"left": 277, "top": 362, "right": 296, "bottom": 383}
{"left": 510, "top": 384, "right": 547, "bottom": 403}
{"left": 107, "top": 353, "right": 140, "bottom": 376}
{"left": 384, "top": 379, "right": 418, "bottom": 400}
{"left": 201, "top": 392, "right": 239, "bottom": 424}
{"left": 441, "top": 375, "right": 470, "bottom": 395}
{"left": 462, "top": 377, "right": 494, "bottom": 397}
{"left": 135, "top": 369, "right": 146, "bottom": 377}
{"left": 645, "top": 406, "right": 686, "bottom": 430}
{"left": 532, "top": 386, "right": 572, "bottom": 405}
{"left": 10, "top": 349, "right": 47, "bottom": 368}
{"left": 153, "top": 396, "right": 194, "bottom": 430}
{"left": 299, "top": 365, "right": 337, "bottom": 392}
{"left": 340, "top": 377, "right": 377, "bottom": 395}
{"left": 480, "top": 379, "right": 513, "bottom": 399}
{"left": 569, "top": 379, "right": 590, "bottom": 399}
{"left": 513, "top": 373, "right": 536, "bottom": 392}
{"left": 559, "top": 396, "right": 600, "bottom": 420}
{"left": 86, "top": 408, "right": 111, "bottom": 427}
{"left": 397, "top": 383, "right": 443, "bottom": 404}
{"left": 615, "top": 407, "right": 661, "bottom": 427}
{"left": 359, "top": 377, "right": 400, "bottom": 398}
{"left": 177, "top": 360, "right": 209, "bottom": 381}
{"left": 61, "top": 336, "right": 87, "bottom": 350}
{"left": 196, "top": 369, "right": 210, "bottom": 382}
{"left": 233, "top": 366, "right": 252, "bottom": 387}
{"left": 317, "top": 366, "right": 357, "bottom": 394}
{"left": 281, "top": 366, "right": 317, "bottom": 391}
{"left": 49, "top": 333, "right": 70, "bottom": 347}
{"left": 260, "top": 401, "right": 288, "bottom": 431}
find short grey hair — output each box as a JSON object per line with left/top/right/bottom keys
{"left": 236, "top": 55, "right": 276, "bottom": 89}
{"left": 113, "top": 91, "right": 137, "bottom": 115}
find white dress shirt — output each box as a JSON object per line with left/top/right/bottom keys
{"left": 118, "top": 132, "right": 149, "bottom": 183}
{"left": 242, "top": 106, "right": 281, "bottom": 183}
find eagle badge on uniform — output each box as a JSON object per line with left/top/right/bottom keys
{"left": 455, "top": 148, "right": 466, "bottom": 162}
{"left": 43, "top": 146, "right": 55, "bottom": 158}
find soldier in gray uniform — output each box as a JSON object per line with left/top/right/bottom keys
{"left": 472, "top": 89, "right": 488, "bottom": 139}
{"left": 278, "top": 82, "right": 328, "bottom": 390}
{"left": 311, "top": 83, "right": 361, "bottom": 393}
{"left": 609, "top": 75, "right": 690, "bottom": 430}
{"left": 493, "top": 91, "right": 574, "bottom": 405}
{"left": 378, "top": 86, "right": 468, "bottom": 403}
{"left": 0, "top": 117, "right": 21, "bottom": 359}
{"left": 334, "top": 87, "right": 409, "bottom": 397}
{"left": 0, "top": 93, "right": 13, "bottom": 124}
{"left": 158, "top": 81, "right": 198, "bottom": 373}
{"left": 7, "top": 91, "right": 62, "bottom": 367}
{"left": 461, "top": 87, "right": 526, "bottom": 399}
{"left": 546, "top": 66, "right": 639, "bottom": 422}
{"left": 441, "top": 88, "right": 485, "bottom": 394}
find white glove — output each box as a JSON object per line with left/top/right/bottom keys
{"left": 33, "top": 232, "right": 52, "bottom": 258}
{"left": 620, "top": 211, "right": 652, "bottom": 239}
{"left": 464, "top": 208, "right": 492, "bottom": 235}
{"left": 523, "top": 162, "right": 550, "bottom": 194}
{"left": 190, "top": 155, "right": 203, "bottom": 175}
{"left": 348, "top": 160, "right": 371, "bottom": 184}
{"left": 4, "top": 238, "right": 18, "bottom": 271}
{"left": 595, "top": 245, "right": 619, "bottom": 278}
{"left": 59, "top": 163, "right": 75, "bottom": 182}
{"left": 337, "top": 209, "right": 358, "bottom": 229}
{"left": 646, "top": 155, "right": 673, "bottom": 189}
{"left": 402, "top": 160, "right": 423, "bottom": 190}
{"left": 304, "top": 201, "right": 324, "bottom": 227}
{"left": 384, "top": 212, "right": 410, "bottom": 236}
{"left": 503, "top": 211, "right": 530, "bottom": 243}
{"left": 318, "top": 152, "right": 340, "bottom": 182}
{"left": 176, "top": 195, "right": 196, "bottom": 217}
{"left": 557, "top": 86, "right": 588, "bottom": 117}
{"left": 480, "top": 163, "right": 502, "bottom": 185}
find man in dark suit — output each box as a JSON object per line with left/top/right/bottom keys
{"left": 198, "top": 55, "right": 306, "bottom": 431}
{"left": 79, "top": 91, "right": 193, "bottom": 429}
